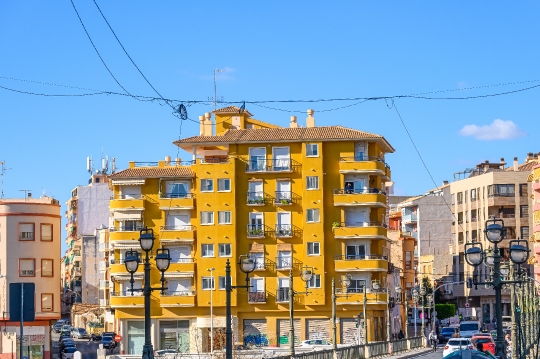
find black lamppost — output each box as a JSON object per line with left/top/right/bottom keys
{"left": 332, "top": 274, "right": 352, "bottom": 351}
{"left": 288, "top": 266, "right": 315, "bottom": 357}
{"left": 124, "top": 228, "right": 171, "bottom": 359}
{"left": 464, "top": 218, "right": 530, "bottom": 358}
{"left": 225, "top": 254, "right": 256, "bottom": 359}
{"left": 395, "top": 285, "right": 408, "bottom": 340}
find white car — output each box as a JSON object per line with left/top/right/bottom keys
{"left": 442, "top": 338, "right": 474, "bottom": 357}
{"left": 298, "top": 339, "right": 333, "bottom": 349}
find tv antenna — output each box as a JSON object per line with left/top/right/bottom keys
{"left": 0, "top": 161, "right": 11, "bottom": 199}
{"left": 19, "top": 189, "right": 31, "bottom": 200}
{"left": 210, "top": 68, "right": 225, "bottom": 110}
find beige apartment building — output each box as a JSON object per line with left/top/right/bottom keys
{"left": 0, "top": 195, "right": 61, "bottom": 359}
{"left": 450, "top": 156, "right": 536, "bottom": 324}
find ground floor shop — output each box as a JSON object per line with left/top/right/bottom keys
{"left": 0, "top": 323, "right": 51, "bottom": 359}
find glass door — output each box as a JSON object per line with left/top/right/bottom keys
{"left": 249, "top": 148, "right": 266, "bottom": 171}
{"left": 273, "top": 147, "right": 290, "bottom": 171}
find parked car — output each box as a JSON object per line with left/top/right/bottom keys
{"left": 439, "top": 327, "right": 458, "bottom": 344}
{"left": 60, "top": 331, "right": 71, "bottom": 340}
{"left": 471, "top": 335, "right": 496, "bottom": 355}
{"left": 71, "top": 328, "right": 90, "bottom": 339}
{"left": 442, "top": 338, "right": 474, "bottom": 357}
{"left": 61, "top": 346, "right": 78, "bottom": 359}
{"left": 101, "top": 336, "right": 116, "bottom": 349}
{"left": 90, "top": 333, "right": 102, "bottom": 342}
{"left": 459, "top": 321, "right": 481, "bottom": 338}
{"left": 297, "top": 339, "right": 333, "bottom": 349}
{"left": 53, "top": 324, "right": 64, "bottom": 333}
{"left": 60, "top": 339, "right": 75, "bottom": 351}
{"left": 102, "top": 331, "right": 117, "bottom": 338}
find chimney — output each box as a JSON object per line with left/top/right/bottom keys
{"left": 290, "top": 116, "right": 298, "bottom": 128}
{"left": 27, "top": 193, "right": 32, "bottom": 198}
{"left": 513, "top": 157, "right": 519, "bottom": 171}
{"left": 442, "top": 180, "right": 449, "bottom": 186}
{"left": 204, "top": 112, "right": 213, "bottom": 136}
{"left": 199, "top": 115, "right": 205, "bottom": 135}
{"left": 164, "top": 156, "right": 171, "bottom": 165}
{"left": 175, "top": 158, "right": 181, "bottom": 164}
{"left": 499, "top": 157, "right": 505, "bottom": 169}
{"left": 306, "top": 109, "right": 315, "bottom": 128}
{"left": 527, "top": 152, "right": 534, "bottom": 162}
{"left": 484, "top": 160, "right": 489, "bottom": 172}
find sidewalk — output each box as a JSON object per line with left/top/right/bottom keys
{"left": 388, "top": 347, "right": 433, "bottom": 359}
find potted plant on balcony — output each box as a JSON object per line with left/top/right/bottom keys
{"left": 332, "top": 222, "right": 341, "bottom": 232}
{"left": 256, "top": 198, "right": 265, "bottom": 205}
{"left": 280, "top": 198, "right": 291, "bottom": 205}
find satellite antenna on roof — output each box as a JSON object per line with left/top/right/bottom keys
{"left": 86, "top": 156, "right": 94, "bottom": 174}
{"left": 111, "top": 157, "right": 116, "bottom": 174}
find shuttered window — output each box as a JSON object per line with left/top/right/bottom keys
{"left": 41, "top": 224, "right": 53, "bottom": 241}
{"left": 41, "top": 294, "right": 53, "bottom": 312}
{"left": 42, "top": 259, "right": 53, "bottom": 277}
{"left": 19, "top": 223, "right": 34, "bottom": 241}
{"left": 19, "top": 259, "right": 35, "bottom": 277}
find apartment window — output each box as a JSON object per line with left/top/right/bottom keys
{"left": 520, "top": 184, "right": 528, "bottom": 197}
{"left": 19, "top": 223, "right": 35, "bottom": 241}
{"left": 218, "top": 211, "right": 232, "bottom": 225}
{"left": 306, "top": 209, "right": 320, "bottom": 223}
{"left": 405, "top": 251, "right": 412, "bottom": 269}
{"left": 306, "top": 143, "right": 319, "bottom": 157}
{"left": 201, "top": 244, "right": 214, "bottom": 257}
{"left": 520, "top": 205, "right": 529, "bottom": 218}
{"left": 307, "top": 274, "right": 321, "bottom": 288}
{"left": 218, "top": 178, "right": 231, "bottom": 192}
{"left": 200, "top": 211, "right": 214, "bottom": 225}
{"left": 465, "top": 211, "right": 468, "bottom": 223}
{"left": 306, "top": 176, "right": 319, "bottom": 190}
{"left": 464, "top": 191, "right": 468, "bottom": 203}
{"left": 41, "top": 224, "right": 53, "bottom": 241}
{"left": 472, "top": 230, "right": 477, "bottom": 241}
{"left": 41, "top": 259, "right": 53, "bottom": 277}
{"left": 488, "top": 184, "right": 515, "bottom": 197}
{"left": 307, "top": 242, "right": 320, "bottom": 256}
{"left": 41, "top": 293, "right": 53, "bottom": 312}
{"left": 200, "top": 179, "right": 214, "bottom": 192}
{"left": 19, "top": 259, "right": 35, "bottom": 277}
{"left": 471, "top": 189, "right": 476, "bottom": 201}
{"left": 218, "top": 244, "right": 232, "bottom": 257}
{"left": 457, "top": 192, "right": 463, "bottom": 204}
{"left": 521, "top": 227, "right": 529, "bottom": 240}
{"left": 218, "top": 276, "right": 227, "bottom": 290}
{"left": 202, "top": 277, "right": 214, "bottom": 290}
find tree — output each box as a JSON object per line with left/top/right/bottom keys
{"left": 421, "top": 276, "right": 433, "bottom": 308}
{"left": 435, "top": 303, "right": 457, "bottom": 321}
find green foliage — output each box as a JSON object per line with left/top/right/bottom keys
{"left": 435, "top": 303, "right": 456, "bottom": 320}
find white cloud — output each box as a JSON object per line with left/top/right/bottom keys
{"left": 459, "top": 119, "right": 527, "bottom": 140}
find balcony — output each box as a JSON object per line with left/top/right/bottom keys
{"left": 158, "top": 193, "right": 195, "bottom": 210}
{"left": 99, "top": 261, "right": 108, "bottom": 271}
{"left": 276, "top": 288, "right": 290, "bottom": 303}
{"left": 247, "top": 225, "right": 267, "bottom": 239}
{"left": 333, "top": 222, "right": 387, "bottom": 239}
{"left": 110, "top": 226, "right": 145, "bottom": 241}
{"left": 274, "top": 191, "right": 293, "bottom": 206}
{"left": 274, "top": 225, "right": 295, "bottom": 238}
{"left": 98, "top": 242, "right": 110, "bottom": 252}
{"left": 401, "top": 231, "right": 418, "bottom": 239}
{"left": 160, "top": 290, "right": 196, "bottom": 307}
{"left": 110, "top": 291, "right": 144, "bottom": 308}
{"left": 159, "top": 225, "right": 196, "bottom": 244}
{"left": 168, "top": 258, "right": 196, "bottom": 273}
{"left": 275, "top": 256, "right": 294, "bottom": 270}
{"left": 333, "top": 189, "right": 386, "bottom": 207}
{"left": 245, "top": 159, "right": 300, "bottom": 173}
{"left": 110, "top": 194, "right": 145, "bottom": 210}
{"left": 247, "top": 192, "right": 267, "bottom": 206}
{"left": 334, "top": 255, "right": 389, "bottom": 272}
{"left": 402, "top": 214, "right": 417, "bottom": 223}
{"left": 248, "top": 291, "right": 266, "bottom": 304}
{"left": 338, "top": 156, "right": 390, "bottom": 178}
{"left": 335, "top": 288, "right": 388, "bottom": 305}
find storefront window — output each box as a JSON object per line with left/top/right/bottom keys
{"left": 128, "top": 321, "right": 145, "bottom": 355}
{"left": 16, "top": 335, "right": 44, "bottom": 359}
{"left": 160, "top": 321, "right": 190, "bottom": 353}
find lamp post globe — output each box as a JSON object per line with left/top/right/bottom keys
{"left": 484, "top": 222, "right": 504, "bottom": 243}
{"left": 341, "top": 274, "right": 352, "bottom": 288}
{"left": 500, "top": 264, "right": 510, "bottom": 277}
{"left": 485, "top": 251, "right": 495, "bottom": 267}
{"left": 372, "top": 280, "right": 381, "bottom": 291}
{"left": 124, "top": 250, "right": 140, "bottom": 273}
{"left": 139, "top": 228, "right": 155, "bottom": 251}
{"left": 155, "top": 248, "right": 171, "bottom": 271}
{"left": 239, "top": 255, "right": 256, "bottom": 273}
{"left": 509, "top": 244, "right": 529, "bottom": 264}
{"left": 465, "top": 246, "right": 483, "bottom": 266}
{"left": 301, "top": 267, "right": 313, "bottom": 283}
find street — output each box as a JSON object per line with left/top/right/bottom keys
{"left": 51, "top": 333, "right": 119, "bottom": 359}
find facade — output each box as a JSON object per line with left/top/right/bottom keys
{"left": 528, "top": 156, "right": 540, "bottom": 283}
{"left": 62, "top": 173, "right": 112, "bottom": 321}
{"left": 0, "top": 196, "right": 61, "bottom": 359}
{"left": 449, "top": 156, "right": 536, "bottom": 324}
{"left": 108, "top": 107, "right": 394, "bottom": 354}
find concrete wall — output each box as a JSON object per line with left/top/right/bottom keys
{"left": 82, "top": 234, "right": 101, "bottom": 304}
{"left": 77, "top": 183, "right": 112, "bottom": 236}
{"left": 416, "top": 186, "right": 453, "bottom": 256}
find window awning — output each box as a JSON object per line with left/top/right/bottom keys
{"left": 277, "top": 243, "right": 292, "bottom": 251}
{"left": 160, "top": 239, "right": 194, "bottom": 246}
{"left": 249, "top": 244, "right": 265, "bottom": 253}
{"left": 164, "top": 272, "right": 194, "bottom": 278}
{"left": 113, "top": 211, "right": 143, "bottom": 221}
{"left": 111, "top": 179, "right": 146, "bottom": 186}
{"left": 111, "top": 240, "right": 140, "bottom": 249}
{"left": 113, "top": 274, "right": 143, "bottom": 281}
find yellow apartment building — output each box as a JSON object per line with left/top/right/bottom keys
{"left": 108, "top": 107, "right": 394, "bottom": 354}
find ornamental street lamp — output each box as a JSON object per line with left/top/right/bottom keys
{"left": 412, "top": 287, "right": 419, "bottom": 337}
{"left": 395, "top": 285, "right": 408, "bottom": 340}
{"left": 124, "top": 228, "right": 171, "bottom": 359}
{"left": 288, "top": 266, "right": 315, "bottom": 357}
{"left": 332, "top": 274, "right": 351, "bottom": 351}
{"left": 464, "top": 218, "right": 530, "bottom": 358}
{"left": 419, "top": 285, "right": 426, "bottom": 343}
{"left": 225, "top": 254, "right": 256, "bottom": 359}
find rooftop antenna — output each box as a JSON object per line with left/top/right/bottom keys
{"left": 111, "top": 157, "right": 116, "bottom": 174}
{"left": 101, "top": 155, "right": 109, "bottom": 174}
{"left": 19, "top": 189, "right": 31, "bottom": 201}
{"left": 212, "top": 68, "right": 225, "bottom": 110}
{"left": 0, "top": 161, "right": 11, "bottom": 198}
{"left": 86, "top": 156, "right": 94, "bottom": 174}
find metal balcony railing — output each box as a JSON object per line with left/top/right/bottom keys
{"left": 160, "top": 193, "right": 194, "bottom": 199}
{"left": 334, "top": 188, "right": 386, "bottom": 195}
{"left": 338, "top": 221, "right": 388, "bottom": 228}
{"left": 110, "top": 194, "right": 145, "bottom": 200}
{"left": 169, "top": 257, "right": 195, "bottom": 264}
{"left": 276, "top": 288, "right": 290, "bottom": 302}
{"left": 247, "top": 192, "right": 266, "bottom": 205}
{"left": 112, "top": 290, "right": 143, "bottom": 297}
{"left": 248, "top": 291, "right": 266, "bottom": 303}
{"left": 247, "top": 225, "right": 265, "bottom": 238}
{"left": 160, "top": 225, "right": 195, "bottom": 231}
{"left": 274, "top": 191, "right": 292, "bottom": 205}
{"left": 334, "top": 254, "right": 388, "bottom": 261}
{"left": 253, "top": 258, "right": 266, "bottom": 270}
{"left": 161, "top": 290, "right": 195, "bottom": 296}
{"left": 275, "top": 225, "right": 293, "bottom": 238}
{"left": 246, "top": 158, "right": 291, "bottom": 172}
{"left": 402, "top": 214, "right": 418, "bottom": 222}
{"left": 110, "top": 226, "right": 144, "bottom": 232}
{"left": 275, "top": 257, "right": 293, "bottom": 270}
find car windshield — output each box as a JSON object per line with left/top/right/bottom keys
{"left": 475, "top": 338, "right": 492, "bottom": 344}
{"left": 448, "top": 340, "right": 470, "bottom": 346}
{"left": 78, "top": 329, "right": 87, "bottom": 334}
{"left": 103, "top": 336, "right": 113, "bottom": 341}
{"left": 460, "top": 324, "right": 479, "bottom": 331}
{"left": 441, "top": 328, "right": 455, "bottom": 333}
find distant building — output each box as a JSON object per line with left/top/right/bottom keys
{"left": 0, "top": 195, "right": 61, "bottom": 359}
{"left": 526, "top": 153, "right": 540, "bottom": 283}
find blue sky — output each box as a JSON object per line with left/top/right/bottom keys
{"left": 1, "top": 2, "right": 539, "bottom": 251}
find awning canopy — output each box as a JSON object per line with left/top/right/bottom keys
{"left": 111, "top": 179, "right": 146, "bottom": 186}
{"left": 113, "top": 274, "right": 143, "bottom": 281}
{"left": 113, "top": 211, "right": 143, "bottom": 221}
{"left": 160, "top": 239, "right": 194, "bottom": 246}
{"left": 163, "top": 272, "right": 194, "bottom": 278}
{"left": 111, "top": 240, "right": 141, "bottom": 249}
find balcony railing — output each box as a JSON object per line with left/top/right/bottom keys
{"left": 248, "top": 291, "right": 266, "bottom": 303}
{"left": 247, "top": 225, "right": 266, "bottom": 238}
{"left": 160, "top": 225, "right": 195, "bottom": 231}
{"left": 245, "top": 158, "right": 299, "bottom": 173}
{"left": 169, "top": 257, "right": 195, "bottom": 264}
{"left": 110, "top": 226, "right": 144, "bottom": 232}
{"left": 502, "top": 214, "right": 516, "bottom": 218}
{"left": 488, "top": 193, "right": 515, "bottom": 198}
{"left": 200, "top": 157, "right": 229, "bottom": 164}
{"left": 276, "top": 288, "right": 290, "bottom": 303}
{"left": 335, "top": 254, "right": 388, "bottom": 261}
{"left": 334, "top": 188, "right": 386, "bottom": 195}
{"left": 339, "top": 156, "right": 390, "bottom": 169}
{"left": 275, "top": 256, "right": 293, "bottom": 270}
{"left": 247, "top": 192, "right": 266, "bottom": 205}
{"left": 275, "top": 225, "right": 293, "bottom": 238}
{"left": 253, "top": 258, "right": 266, "bottom": 271}
{"left": 160, "top": 193, "right": 194, "bottom": 199}
{"left": 112, "top": 290, "right": 143, "bottom": 296}
{"left": 274, "top": 191, "right": 293, "bottom": 205}
{"left": 339, "top": 221, "right": 387, "bottom": 228}
{"left": 110, "top": 194, "right": 145, "bottom": 200}
{"left": 402, "top": 214, "right": 417, "bottom": 222}
{"left": 161, "top": 290, "right": 196, "bottom": 296}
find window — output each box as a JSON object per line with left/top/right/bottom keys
{"left": 521, "top": 227, "right": 529, "bottom": 240}
{"left": 41, "top": 259, "right": 53, "bottom": 277}
{"left": 41, "top": 293, "right": 53, "bottom": 312}
{"left": 307, "top": 274, "right": 321, "bottom": 288}
{"left": 306, "top": 209, "right": 320, "bottom": 223}
{"left": 41, "top": 224, "right": 53, "bottom": 241}
{"left": 487, "top": 184, "right": 515, "bottom": 197}
{"left": 471, "top": 189, "right": 476, "bottom": 201}
{"left": 202, "top": 277, "right": 214, "bottom": 290}
{"left": 218, "top": 244, "right": 232, "bottom": 257}
{"left": 464, "top": 191, "right": 468, "bottom": 203}
{"left": 218, "top": 276, "right": 227, "bottom": 290}
{"left": 307, "top": 242, "right": 320, "bottom": 255}
{"left": 306, "top": 143, "right": 319, "bottom": 157}
{"left": 200, "top": 211, "right": 214, "bottom": 225}
{"left": 165, "top": 181, "right": 190, "bottom": 198}
{"left": 306, "top": 176, "right": 319, "bottom": 190}
{"left": 19, "top": 259, "right": 35, "bottom": 277}
{"left": 19, "top": 223, "right": 35, "bottom": 241}
{"left": 218, "top": 178, "right": 231, "bottom": 192}
{"left": 520, "top": 205, "right": 529, "bottom": 218}
{"left": 457, "top": 192, "right": 463, "bottom": 204}
{"left": 520, "top": 184, "right": 528, "bottom": 197}
{"left": 200, "top": 179, "right": 214, "bottom": 192}
{"left": 218, "top": 211, "right": 232, "bottom": 224}
{"left": 201, "top": 244, "right": 214, "bottom": 257}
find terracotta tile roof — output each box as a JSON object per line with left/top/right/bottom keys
{"left": 212, "top": 106, "right": 253, "bottom": 117}
{"left": 174, "top": 126, "right": 395, "bottom": 152}
{"left": 109, "top": 167, "right": 194, "bottom": 179}
{"left": 505, "top": 160, "right": 540, "bottom": 172}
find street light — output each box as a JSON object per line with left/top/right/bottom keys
{"left": 288, "top": 266, "right": 314, "bottom": 357}
{"left": 207, "top": 268, "right": 215, "bottom": 356}
{"left": 225, "top": 255, "right": 256, "bottom": 359}
{"left": 124, "top": 228, "right": 170, "bottom": 359}
{"left": 419, "top": 285, "right": 426, "bottom": 342}
{"left": 395, "top": 285, "right": 407, "bottom": 340}
{"left": 332, "top": 274, "right": 351, "bottom": 351}
{"left": 464, "top": 218, "right": 530, "bottom": 358}
{"left": 412, "top": 288, "right": 419, "bottom": 337}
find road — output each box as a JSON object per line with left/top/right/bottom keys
{"left": 51, "top": 332, "right": 120, "bottom": 359}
